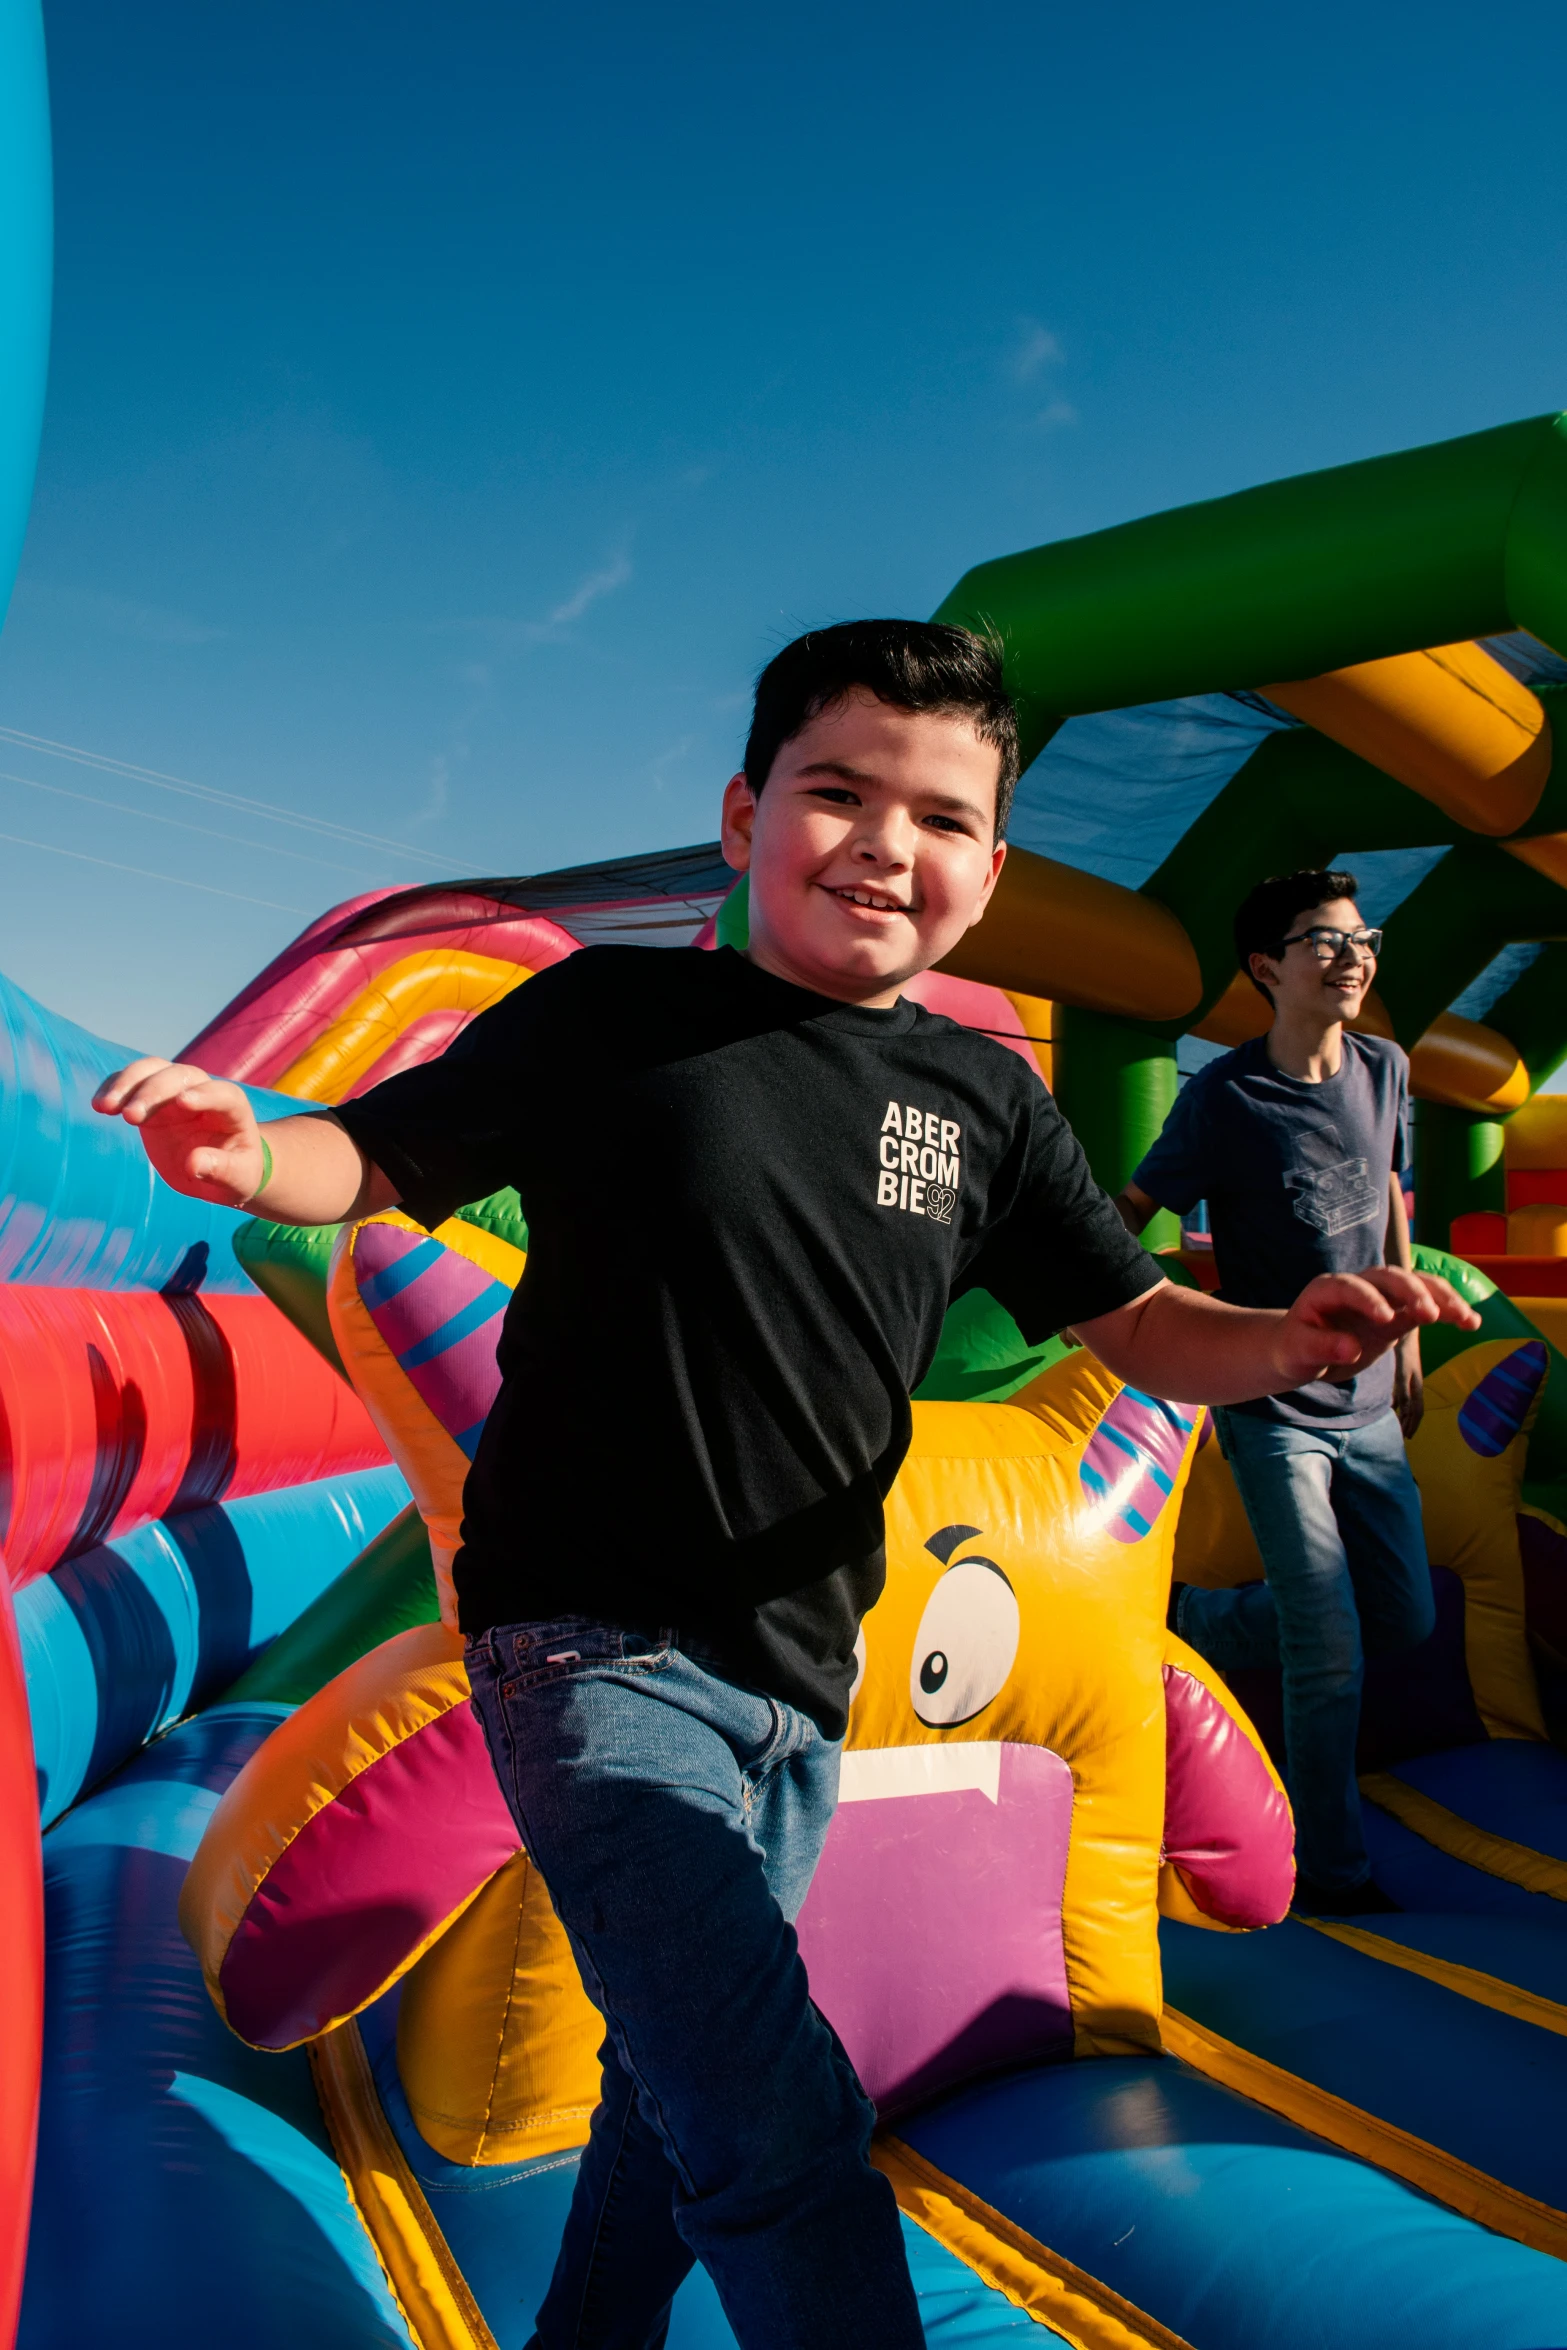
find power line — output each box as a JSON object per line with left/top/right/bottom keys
{"left": 0, "top": 768, "right": 391, "bottom": 879}
{"left": 0, "top": 828, "right": 310, "bottom": 914}
{"left": 0, "top": 724, "right": 465, "bottom": 872}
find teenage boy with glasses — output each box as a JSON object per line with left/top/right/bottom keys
{"left": 1117, "top": 869, "right": 1428, "bottom": 1917}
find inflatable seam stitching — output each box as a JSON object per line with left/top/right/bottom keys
{"left": 478, "top": 1853, "right": 531, "bottom": 2163}
{"left": 310, "top": 2019, "right": 501, "bottom": 2350}
{"left": 872, "top": 2135, "right": 1195, "bottom": 2350}
{"left": 1359, "top": 1771, "right": 1567, "bottom": 1902}
{"left": 1301, "top": 1916, "right": 1567, "bottom": 2038}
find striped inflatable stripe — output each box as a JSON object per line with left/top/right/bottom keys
{"left": 354, "top": 1222, "right": 511, "bottom": 1459}
{"left": 1458, "top": 1339, "right": 1548, "bottom": 1458}
{"left": 1079, "top": 1385, "right": 1195, "bottom": 1544}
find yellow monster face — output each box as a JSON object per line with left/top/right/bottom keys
{"left": 795, "top": 1360, "right": 1208, "bottom": 2102}
{"left": 848, "top": 1367, "right": 1195, "bottom": 1765}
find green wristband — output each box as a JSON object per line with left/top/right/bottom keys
{"left": 246, "top": 1134, "right": 274, "bottom": 1207}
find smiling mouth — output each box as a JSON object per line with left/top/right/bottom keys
{"left": 826, "top": 884, "right": 913, "bottom": 916}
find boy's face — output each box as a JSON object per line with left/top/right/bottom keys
{"left": 1250, "top": 896, "right": 1377, "bottom": 1024}
{"left": 720, "top": 689, "right": 1007, "bottom": 1006}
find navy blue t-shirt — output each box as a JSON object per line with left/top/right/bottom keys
{"left": 1133, "top": 1033, "right": 1411, "bottom": 1427}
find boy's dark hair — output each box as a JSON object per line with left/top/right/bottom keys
{"left": 744, "top": 620, "right": 1021, "bottom": 838}
{"left": 1234, "top": 868, "right": 1362, "bottom": 1002}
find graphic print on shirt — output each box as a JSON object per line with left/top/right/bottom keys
{"left": 1283, "top": 1156, "right": 1381, "bottom": 1237}
{"left": 877, "top": 1100, "right": 961, "bottom": 1223}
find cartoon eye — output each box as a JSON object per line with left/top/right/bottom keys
{"left": 849, "top": 1625, "right": 867, "bottom": 1704}
{"left": 909, "top": 1557, "right": 1020, "bottom": 1727}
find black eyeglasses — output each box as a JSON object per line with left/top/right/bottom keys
{"left": 1276, "top": 925, "right": 1382, "bottom": 964}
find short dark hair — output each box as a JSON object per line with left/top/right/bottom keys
{"left": 743, "top": 620, "right": 1021, "bottom": 838}
{"left": 1234, "top": 868, "right": 1361, "bottom": 1001}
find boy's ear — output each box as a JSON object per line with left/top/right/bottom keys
{"left": 720, "top": 772, "right": 756, "bottom": 873}
{"left": 1248, "top": 948, "right": 1280, "bottom": 997}
{"left": 964, "top": 837, "right": 1008, "bottom": 930}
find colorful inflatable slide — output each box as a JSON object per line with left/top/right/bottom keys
{"left": 14, "top": 5, "right": 1567, "bottom": 2342}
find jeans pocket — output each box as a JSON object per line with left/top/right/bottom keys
{"left": 496, "top": 1618, "right": 674, "bottom": 1700}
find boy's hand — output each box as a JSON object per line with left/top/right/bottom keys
{"left": 92, "top": 1057, "right": 266, "bottom": 1206}
{"left": 1276, "top": 1266, "right": 1478, "bottom": 1392}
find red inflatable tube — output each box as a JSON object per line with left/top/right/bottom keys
{"left": 0, "top": 1549, "right": 42, "bottom": 2347}
{"left": 0, "top": 1287, "right": 390, "bottom": 1588}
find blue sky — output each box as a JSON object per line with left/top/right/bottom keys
{"left": 3, "top": 0, "right": 1567, "bottom": 1051}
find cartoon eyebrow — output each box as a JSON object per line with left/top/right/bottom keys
{"left": 924, "top": 1523, "right": 982, "bottom": 1564}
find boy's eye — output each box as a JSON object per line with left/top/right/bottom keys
{"left": 808, "top": 786, "right": 861, "bottom": 807}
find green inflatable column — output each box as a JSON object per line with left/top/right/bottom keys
{"left": 1413, "top": 1103, "right": 1506, "bottom": 1248}
{"left": 1054, "top": 1008, "right": 1180, "bottom": 1251}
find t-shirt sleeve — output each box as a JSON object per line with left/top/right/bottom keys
{"left": 959, "top": 1090, "right": 1166, "bottom": 1344}
{"left": 331, "top": 964, "right": 563, "bottom": 1228}
{"left": 1129, "top": 1078, "right": 1209, "bottom": 1217}
{"left": 1391, "top": 1049, "right": 1412, "bottom": 1183}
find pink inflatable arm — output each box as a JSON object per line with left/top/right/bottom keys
{"left": 1161, "top": 1632, "right": 1295, "bottom": 1930}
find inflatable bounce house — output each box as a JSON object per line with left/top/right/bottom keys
{"left": 15, "top": 8, "right": 1567, "bottom": 2345}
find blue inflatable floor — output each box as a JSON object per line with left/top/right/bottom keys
{"left": 1364, "top": 1791, "right": 1567, "bottom": 1915}
{"left": 359, "top": 1994, "right": 1059, "bottom": 2347}
{"left": 1379, "top": 1740, "right": 1567, "bottom": 1859}
{"left": 27, "top": 1698, "right": 1567, "bottom": 2350}
{"left": 899, "top": 2051, "right": 1567, "bottom": 2350}
{"left": 1354, "top": 1909, "right": 1567, "bottom": 2004}
{"left": 1162, "top": 1913, "right": 1567, "bottom": 2214}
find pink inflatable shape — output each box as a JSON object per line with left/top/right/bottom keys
{"left": 355, "top": 1220, "right": 511, "bottom": 1458}
{"left": 797, "top": 1741, "right": 1073, "bottom": 2115}
{"left": 217, "top": 1699, "right": 520, "bottom": 2049}
{"left": 1081, "top": 1387, "right": 1196, "bottom": 1544}
{"left": 1162, "top": 1662, "right": 1294, "bottom": 1928}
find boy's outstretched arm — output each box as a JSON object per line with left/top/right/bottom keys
{"left": 92, "top": 1057, "right": 399, "bottom": 1226}
{"left": 1073, "top": 1265, "right": 1480, "bottom": 1409}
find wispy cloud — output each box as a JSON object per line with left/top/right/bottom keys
{"left": 436, "top": 547, "right": 635, "bottom": 652}
{"left": 1034, "top": 398, "right": 1078, "bottom": 431}
{"left": 543, "top": 552, "right": 633, "bottom": 630}
{"left": 1010, "top": 319, "right": 1064, "bottom": 382}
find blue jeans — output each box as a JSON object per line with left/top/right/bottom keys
{"left": 1174, "top": 1408, "right": 1433, "bottom": 1891}
{"left": 464, "top": 1619, "right": 923, "bottom": 2350}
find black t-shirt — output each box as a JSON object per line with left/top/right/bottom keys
{"left": 1133, "top": 1032, "right": 1411, "bottom": 1428}
{"left": 334, "top": 945, "right": 1161, "bottom": 1734}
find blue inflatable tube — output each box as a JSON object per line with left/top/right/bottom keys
{"left": 20, "top": 1708, "right": 417, "bottom": 2349}
{"left": 18, "top": 1464, "right": 409, "bottom": 1825}
{"left": 0, "top": 970, "right": 302, "bottom": 1291}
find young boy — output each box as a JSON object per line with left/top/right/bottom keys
{"left": 1117, "top": 869, "right": 1431, "bottom": 1917}
{"left": 96, "top": 638, "right": 1473, "bottom": 2349}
